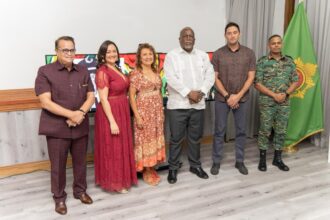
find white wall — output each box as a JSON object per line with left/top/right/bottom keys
{"left": 0, "top": 0, "right": 226, "bottom": 89}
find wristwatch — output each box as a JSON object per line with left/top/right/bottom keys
{"left": 79, "top": 109, "right": 86, "bottom": 116}
{"left": 285, "top": 92, "right": 290, "bottom": 98}
{"left": 224, "top": 93, "right": 230, "bottom": 101}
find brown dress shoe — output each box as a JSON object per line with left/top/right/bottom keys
{"left": 74, "top": 193, "right": 93, "bottom": 204}
{"left": 55, "top": 201, "right": 67, "bottom": 215}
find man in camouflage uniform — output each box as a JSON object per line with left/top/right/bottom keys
{"left": 255, "top": 35, "right": 299, "bottom": 172}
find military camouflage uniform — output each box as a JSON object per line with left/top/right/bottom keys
{"left": 255, "top": 54, "right": 298, "bottom": 150}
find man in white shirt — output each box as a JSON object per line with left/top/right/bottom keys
{"left": 164, "top": 27, "right": 215, "bottom": 184}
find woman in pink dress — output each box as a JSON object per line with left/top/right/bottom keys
{"left": 129, "top": 43, "right": 166, "bottom": 186}
{"left": 94, "top": 40, "right": 137, "bottom": 193}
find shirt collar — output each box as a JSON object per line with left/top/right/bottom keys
{"left": 268, "top": 53, "right": 286, "bottom": 61}
{"left": 226, "top": 43, "right": 241, "bottom": 53}
{"left": 56, "top": 60, "right": 78, "bottom": 72}
{"left": 179, "top": 47, "right": 196, "bottom": 54}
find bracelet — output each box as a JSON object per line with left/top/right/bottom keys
{"left": 79, "top": 109, "right": 86, "bottom": 115}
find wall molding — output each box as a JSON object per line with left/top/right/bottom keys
{"left": 0, "top": 136, "right": 213, "bottom": 178}
{"left": 0, "top": 154, "right": 95, "bottom": 178}
{"left": 0, "top": 88, "right": 41, "bottom": 112}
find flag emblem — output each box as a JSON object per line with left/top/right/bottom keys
{"left": 292, "top": 57, "right": 317, "bottom": 99}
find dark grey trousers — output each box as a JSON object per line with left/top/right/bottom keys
{"left": 212, "top": 101, "right": 247, "bottom": 164}
{"left": 168, "top": 109, "right": 204, "bottom": 170}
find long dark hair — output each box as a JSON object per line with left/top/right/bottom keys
{"left": 96, "top": 40, "right": 121, "bottom": 69}
{"left": 136, "top": 43, "right": 158, "bottom": 73}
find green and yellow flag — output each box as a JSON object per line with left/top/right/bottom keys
{"left": 283, "top": 2, "right": 324, "bottom": 148}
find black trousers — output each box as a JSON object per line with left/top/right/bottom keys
{"left": 167, "top": 109, "right": 204, "bottom": 170}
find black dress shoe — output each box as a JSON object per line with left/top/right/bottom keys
{"left": 167, "top": 170, "right": 177, "bottom": 184}
{"left": 210, "top": 163, "right": 220, "bottom": 175}
{"left": 189, "top": 167, "right": 209, "bottom": 179}
{"left": 235, "top": 162, "right": 248, "bottom": 175}
{"left": 55, "top": 201, "right": 67, "bottom": 215}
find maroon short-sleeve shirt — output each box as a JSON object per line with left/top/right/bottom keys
{"left": 212, "top": 45, "right": 256, "bottom": 102}
{"left": 35, "top": 61, "right": 94, "bottom": 139}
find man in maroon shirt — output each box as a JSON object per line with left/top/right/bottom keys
{"left": 35, "top": 36, "right": 95, "bottom": 215}
{"left": 210, "top": 22, "right": 256, "bottom": 176}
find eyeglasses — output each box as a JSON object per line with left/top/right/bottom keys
{"left": 58, "top": 48, "right": 76, "bottom": 54}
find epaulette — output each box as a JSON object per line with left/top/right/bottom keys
{"left": 257, "top": 56, "right": 267, "bottom": 63}
{"left": 284, "top": 55, "right": 294, "bottom": 61}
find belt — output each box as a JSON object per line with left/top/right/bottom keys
{"left": 108, "top": 95, "right": 127, "bottom": 99}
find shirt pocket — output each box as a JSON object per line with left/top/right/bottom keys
{"left": 263, "top": 68, "right": 277, "bottom": 79}
{"left": 196, "top": 60, "right": 205, "bottom": 79}
{"left": 237, "top": 56, "right": 250, "bottom": 66}
{"left": 219, "top": 59, "right": 229, "bottom": 73}
{"left": 76, "top": 81, "right": 88, "bottom": 101}
{"left": 177, "top": 60, "right": 186, "bottom": 71}
{"left": 196, "top": 60, "right": 204, "bottom": 69}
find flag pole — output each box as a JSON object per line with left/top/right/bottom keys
{"left": 283, "top": 0, "right": 301, "bottom": 154}
{"left": 283, "top": 0, "right": 299, "bottom": 154}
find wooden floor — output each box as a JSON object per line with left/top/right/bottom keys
{"left": 1, "top": 138, "right": 330, "bottom": 220}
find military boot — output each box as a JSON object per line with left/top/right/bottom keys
{"left": 258, "top": 149, "right": 267, "bottom": 171}
{"left": 272, "top": 150, "right": 289, "bottom": 171}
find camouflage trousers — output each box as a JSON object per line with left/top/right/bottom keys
{"left": 257, "top": 104, "right": 290, "bottom": 150}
